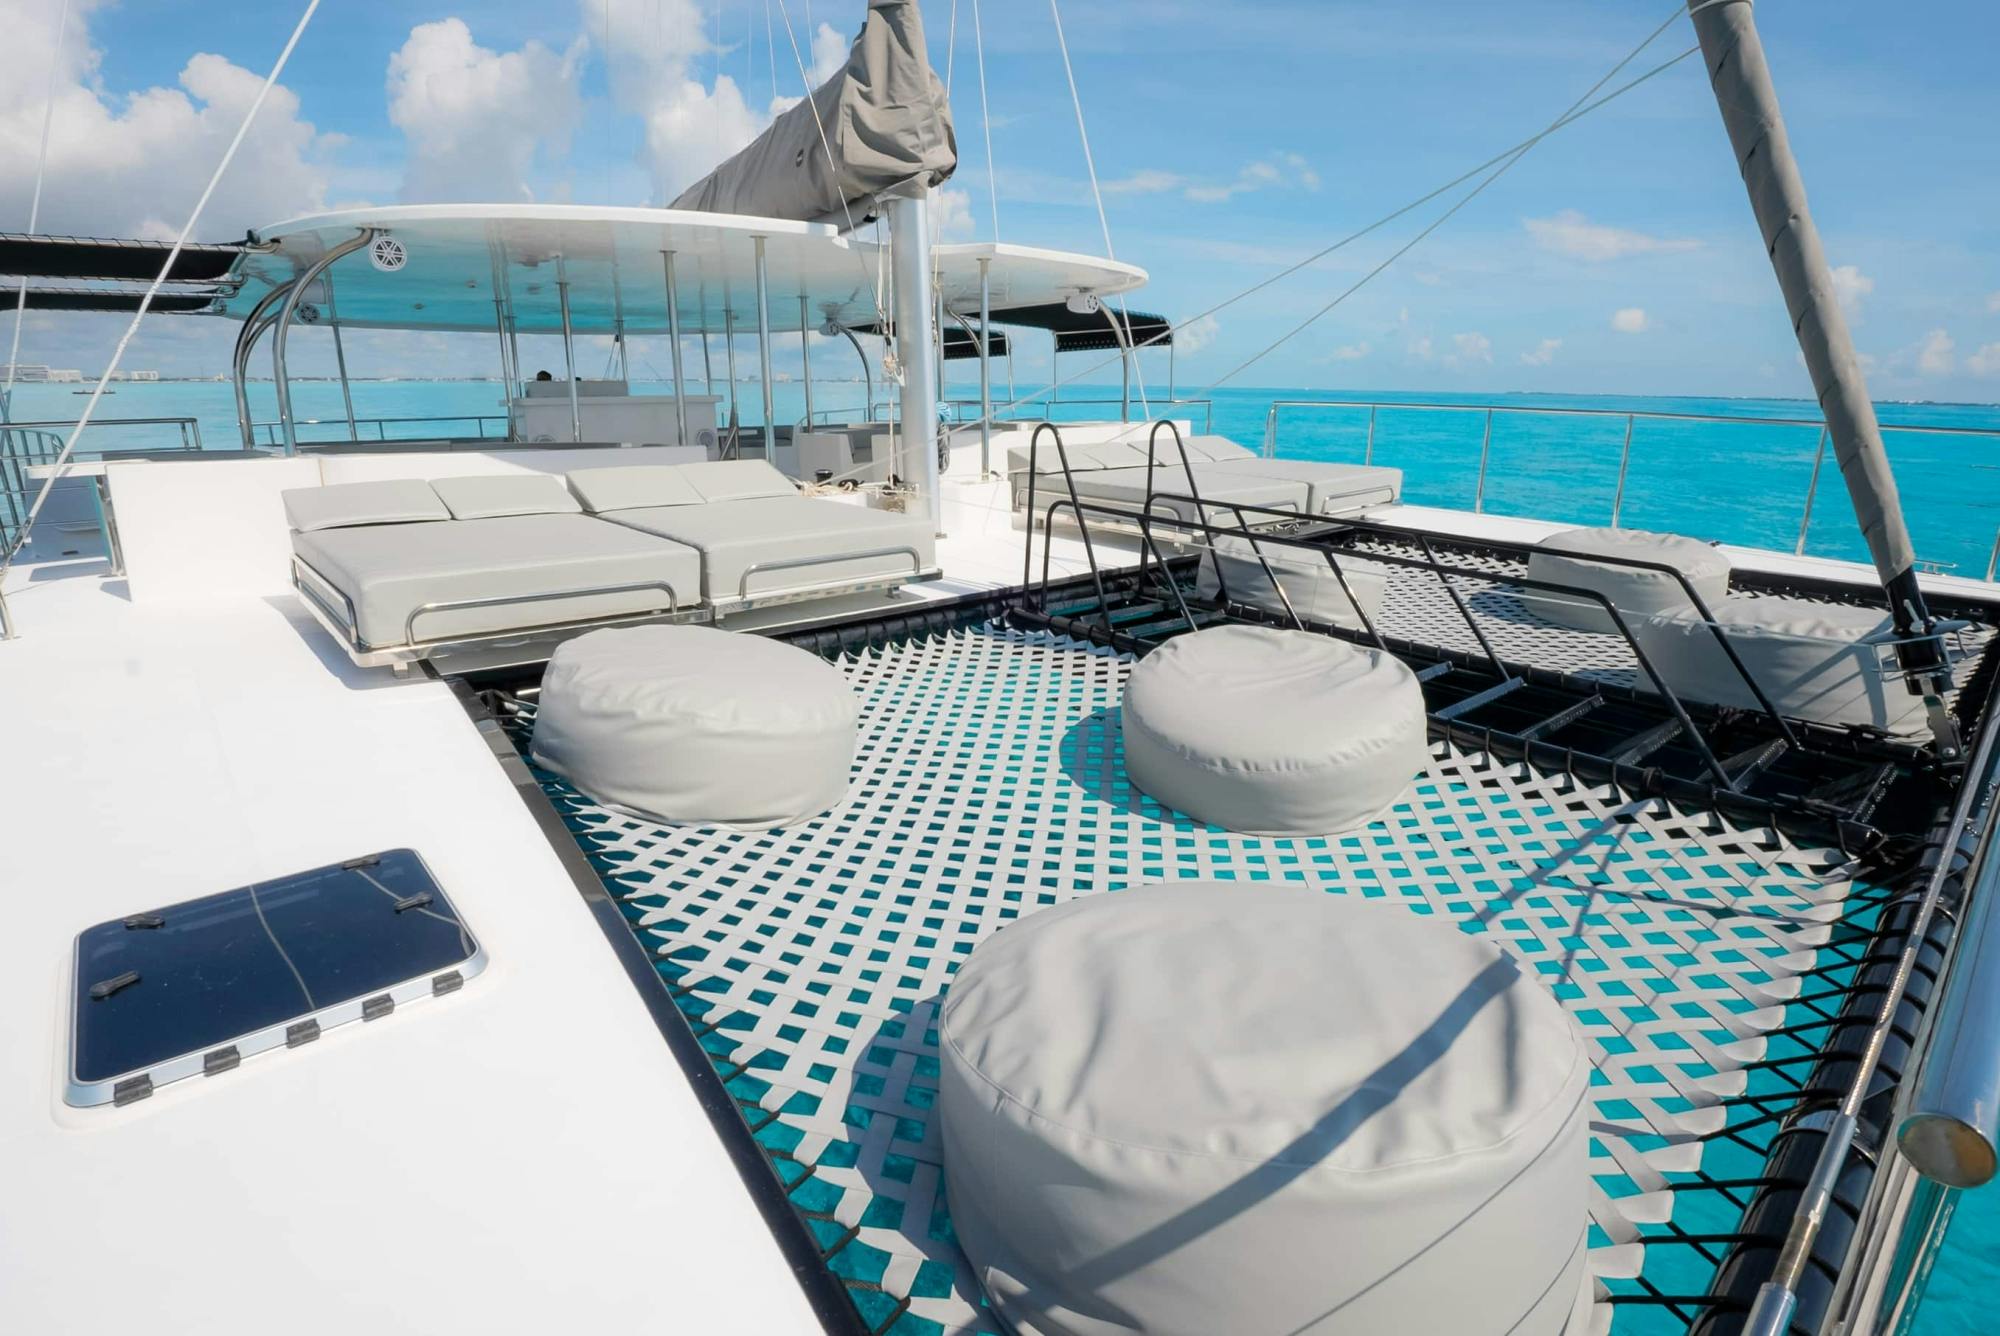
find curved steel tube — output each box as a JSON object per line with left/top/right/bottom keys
{"left": 273, "top": 228, "right": 376, "bottom": 454}
{"left": 232, "top": 279, "right": 297, "bottom": 447}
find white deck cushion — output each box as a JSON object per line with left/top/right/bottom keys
{"left": 1525, "top": 526, "right": 1731, "bottom": 632}
{"left": 602, "top": 495, "right": 935, "bottom": 604}
{"left": 531, "top": 624, "right": 859, "bottom": 827}
{"left": 567, "top": 465, "right": 705, "bottom": 514}
{"left": 1201, "top": 457, "right": 1404, "bottom": 514}
{"left": 283, "top": 479, "right": 448, "bottom": 532}
{"left": 1636, "top": 594, "right": 1929, "bottom": 735}
{"left": 1020, "top": 464, "right": 1309, "bottom": 526}
{"left": 292, "top": 513, "right": 700, "bottom": 649}
{"left": 940, "top": 885, "right": 1591, "bottom": 1336}
{"left": 676, "top": 458, "right": 799, "bottom": 503}
{"left": 1195, "top": 536, "right": 1389, "bottom": 630}
{"left": 1122, "top": 625, "right": 1427, "bottom": 834}
{"left": 430, "top": 472, "right": 582, "bottom": 520}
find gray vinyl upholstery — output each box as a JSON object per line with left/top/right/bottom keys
{"left": 601, "top": 495, "right": 936, "bottom": 604}
{"left": 430, "top": 472, "right": 583, "bottom": 520}
{"left": 293, "top": 513, "right": 701, "bottom": 649}
{"left": 1019, "top": 463, "right": 1310, "bottom": 526}
{"left": 1201, "top": 457, "right": 1403, "bottom": 514}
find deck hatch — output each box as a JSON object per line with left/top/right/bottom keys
{"left": 67, "top": 849, "right": 483, "bottom": 1107}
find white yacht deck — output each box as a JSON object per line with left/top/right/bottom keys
{"left": 0, "top": 567, "right": 819, "bottom": 1333}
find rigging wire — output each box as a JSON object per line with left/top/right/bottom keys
{"left": 1201, "top": 3, "right": 1698, "bottom": 394}
{"left": 3, "top": 0, "right": 73, "bottom": 416}
{"left": 1046, "top": 0, "right": 1151, "bottom": 419}
{"left": 0, "top": 0, "right": 325, "bottom": 582}
{"left": 960, "top": 8, "right": 1708, "bottom": 428}
{"left": 972, "top": 0, "right": 999, "bottom": 242}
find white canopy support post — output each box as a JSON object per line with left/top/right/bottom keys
{"left": 1688, "top": 0, "right": 1955, "bottom": 756}
{"left": 798, "top": 295, "right": 814, "bottom": 428}
{"left": 701, "top": 329, "right": 715, "bottom": 395}
{"left": 978, "top": 256, "right": 993, "bottom": 478}
{"left": 663, "top": 251, "right": 691, "bottom": 449}
{"left": 723, "top": 306, "right": 741, "bottom": 456}
{"left": 325, "top": 276, "right": 356, "bottom": 440}
{"left": 1050, "top": 331, "right": 1060, "bottom": 405}
{"left": 887, "top": 191, "right": 941, "bottom": 531}
{"left": 754, "top": 236, "right": 777, "bottom": 461}
{"left": 615, "top": 318, "right": 630, "bottom": 384}
{"left": 232, "top": 279, "right": 295, "bottom": 447}
{"left": 556, "top": 256, "right": 582, "bottom": 443}
{"left": 491, "top": 293, "right": 515, "bottom": 440}
{"left": 274, "top": 227, "right": 374, "bottom": 456}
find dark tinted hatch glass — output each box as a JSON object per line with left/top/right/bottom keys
{"left": 73, "top": 850, "right": 474, "bottom": 1083}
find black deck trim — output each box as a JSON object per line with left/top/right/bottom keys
{"left": 450, "top": 678, "right": 869, "bottom": 1336}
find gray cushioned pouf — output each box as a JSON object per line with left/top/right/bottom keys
{"left": 1121, "top": 625, "right": 1426, "bottom": 835}
{"left": 1194, "top": 536, "right": 1389, "bottom": 632}
{"left": 1525, "top": 526, "right": 1731, "bottom": 632}
{"left": 940, "top": 885, "right": 1591, "bottom": 1336}
{"left": 1636, "top": 594, "right": 1929, "bottom": 735}
{"left": 531, "top": 624, "right": 858, "bottom": 827}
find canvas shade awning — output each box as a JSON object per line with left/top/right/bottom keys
{"left": 207, "top": 206, "right": 1148, "bottom": 336}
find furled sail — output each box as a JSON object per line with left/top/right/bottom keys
{"left": 669, "top": 0, "right": 956, "bottom": 224}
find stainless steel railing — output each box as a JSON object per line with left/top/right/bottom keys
{"left": 800, "top": 396, "right": 1217, "bottom": 433}
{"left": 1, "top": 416, "right": 206, "bottom": 554}
{"left": 1263, "top": 398, "right": 2000, "bottom": 567}
{"left": 246, "top": 413, "right": 509, "bottom": 446}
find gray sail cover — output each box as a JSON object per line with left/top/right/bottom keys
{"left": 670, "top": 0, "right": 956, "bottom": 223}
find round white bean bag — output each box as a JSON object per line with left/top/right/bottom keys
{"left": 1121, "top": 625, "right": 1426, "bottom": 834}
{"left": 531, "top": 624, "right": 858, "bottom": 827}
{"left": 940, "top": 885, "right": 1592, "bottom": 1336}
{"left": 1195, "top": 536, "right": 1390, "bottom": 632}
{"left": 1635, "top": 594, "right": 1928, "bottom": 735}
{"left": 1525, "top": 526, "right": 1731, "bottom": 633}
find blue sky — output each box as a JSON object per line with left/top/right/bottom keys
{"left": 3, "top": 0, "right": 1997, "bottom": 400}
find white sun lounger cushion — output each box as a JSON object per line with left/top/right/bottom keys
{"left": 283, "top": 479, "right": 450, "bottom": 532}
{"left": 292, "top": 513, "right": 700, "bottom": 649}
{"left": 1200, "top": 457, "right": 1404, "bottom": 514}
{"left": 566, "top": 465, "right": 705, "bottom": 514}
{"left": 1636, "top": 594, "right": 1930, "bottom": 735}
{"left": 1195, "top": 535, "right": 1390, "bottom": 630}
{"left": 1024, "top": 464, "right": 1309, "bottom": 526}
{"left": 1121, "top": 625, "right": 1427, "bottom": 834}
{"left": 603, "top": 495, "right": 936, "bottom": 604}
{"left": 1005, "top": 440, "right": 1151, "bottom": 475}
{"left": 940, "top": 885, "right": 1591, "bottom": 1336}
{"left": 531, "top": 624, "right": 859, "bottom": 827}
{"left": 430, "top": 472, "right": 582, "bottom": 520}
{"left": 1525, "top": 526, "right": 1731, "bottom": 632}
{"left": 676, "top": 459, "right": 800, "bottom": 503}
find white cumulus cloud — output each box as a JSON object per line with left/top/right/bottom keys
{"left": 1525, "top": 210, "right": 1700, "bottom": 262}
{"left": 1326, "top": 341, "right": 1371, "bottom": 362}
{"left": 387, "top": 19, "right": 584, "bottom": 202}
{"left": 1965, "top": 343, "right": 2000, "bottom": 377}
{"left": 1611, "top": 307, "right": 1649, "bottom": 334}
{"left": 1830, "top": 264, "right": 1874, "bottom": 321}
{"left": 1917, "top": 328, "right": 1955, "bottom": 376}
{"left": 1520, "top": 337, "right": 1561, "bottom": 366}
{"left": 1173, "top": 314, "right": 1220, "bottom": 354}
{"left": 583, "top": 0, "right": 846, "bottom": 203}
{"left": 1106, "top": 152, "right": 1319, "bottom": 205}
{"left": 1448, "top": 331, "right": 1492, "bottom": 365}
{"left": 933, "top": 187, "right": 974, "bottom": 241}
{"left": 0, "top": 0, "right": 334, "bottom": 238}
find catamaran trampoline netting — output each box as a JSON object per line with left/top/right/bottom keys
{"left": 472, "top": 578, "right": 1983, "bottom": 1335}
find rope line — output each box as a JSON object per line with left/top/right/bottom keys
{"left": 0, "top": 0, "right": 325, "bottom": 582}
{"left": 972, "top": 0, "right": 1000, "bottom": 242}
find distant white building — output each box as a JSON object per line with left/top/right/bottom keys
{"left": 1, "top": 363, "right": 52, "bottom": 382}
{"left": 108, "top": 370, "right": 161, "bottom": 382}
{"left": 47, "top": 368, "right": 84, "bottom": 383}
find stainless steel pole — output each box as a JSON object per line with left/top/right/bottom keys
{"left": 663, "top": 251, "right": 690, "bottom": 450}
{"left": 723, "top": 306, "right": 740, "bottom": 453}
{"left": 754, "top": 239, "right": 776, "bottom": 461}
{"left": 886, "top": 192, "right": 941, "bottom": 530}
{"left": 977, "top": 256, "right": 993, "bottom": 478}
{"left": 557, "top": 259, "right": 582, "bottom": 443}
{"left": 232, "top": 280, "right": 294, "bottom": 448}
{"left": 1611, "top": 414, "right": 1636, "bottom": 528}
{"left": 326, "top": 277, "right": 357, "bottom": 441}
{"left": 274, "top": 228, "right": 374, "bottom": 455}
{"left": 799, "top": 296, "right": 814, "bottom": 429}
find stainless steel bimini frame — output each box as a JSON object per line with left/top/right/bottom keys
{"left": 289, "top": 553, "right": 707, "bottom": 670}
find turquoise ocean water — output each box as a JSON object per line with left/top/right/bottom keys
{"left": 7, "top": 375, "right": 1999, "bottom": 1323}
